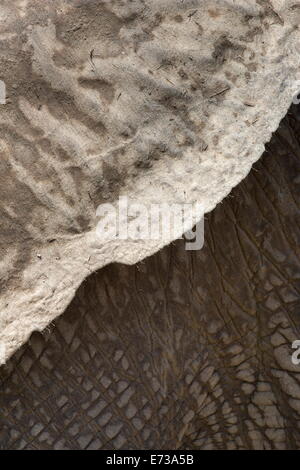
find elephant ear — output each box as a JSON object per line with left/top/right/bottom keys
{"left": 0, "top": 0, "right": 300, "bottom": 362}
{"left": 0, "top": 103, "right": 299, "bottom": 450}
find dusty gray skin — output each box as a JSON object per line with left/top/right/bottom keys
{"left": 0, "top": 0, "right": 300, "bottom": 362}
{"left": 0, "top": 105, "right": 299, "bottom": 450}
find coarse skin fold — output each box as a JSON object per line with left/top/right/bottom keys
{"left": 0, "top": 0, "right": 300, "bottom": 363}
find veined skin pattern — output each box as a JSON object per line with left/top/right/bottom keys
{"left": 0, "top": 1, "right": 300, "bottom": 363}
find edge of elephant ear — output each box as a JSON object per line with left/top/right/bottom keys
{"left": 1, "top": 0, "right": 300, "bottom": 363}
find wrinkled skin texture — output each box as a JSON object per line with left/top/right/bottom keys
{"left": 0, "top": 105, "right": 299, "bottom": 450}
{"left": 1, "top": 0, "right": 300, "bottom": 362}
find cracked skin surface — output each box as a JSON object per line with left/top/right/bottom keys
{"left": 1, "top": 0, "right": 300, "bottom": 362}
{"left": 0, "top": 104, "right": 299, "bottom": 450}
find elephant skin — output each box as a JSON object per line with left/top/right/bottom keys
{"left": 1, "top": 0, "right": 300, "bottom": 362}
{"left": 0, "top": 104, "right": 299, "bottom": 450}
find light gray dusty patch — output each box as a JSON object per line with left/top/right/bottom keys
{"left": 0, "top": 0, "right": 300, "bottom": 362}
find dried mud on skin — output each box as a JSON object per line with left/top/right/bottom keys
{"left": 0, "top": 104, "right": 299, "bottom": 450}
{"left": 0, "top": 2, "right": 300, "bottom": 361}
